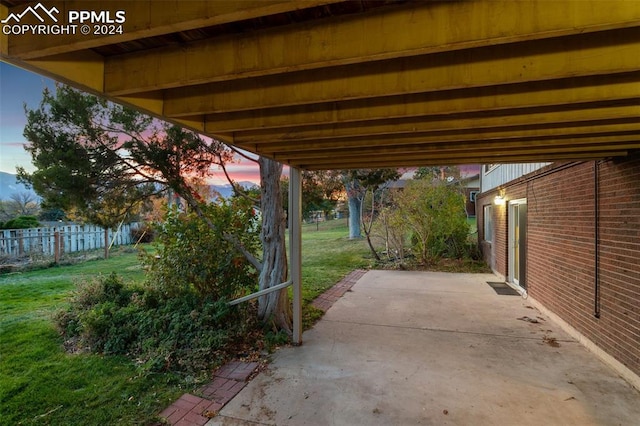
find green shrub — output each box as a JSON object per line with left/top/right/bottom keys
{"left": 55, "top": 273, "right": 254, "bottom": 373}
{"left": 55, "top": 199, "right": 262, "bottom": 373}
{"left": 389, "top": 180, "right": 470, "bottom": 264}
{"left": 38, "top": 207, "right": 66, "bottom": 221}
{"left": 144, "top": 199, "right": 260, "bottom": 300}
{"left": 2, "top": 215, "right": 40, "bottom": 229}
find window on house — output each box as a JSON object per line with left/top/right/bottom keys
{"left": 484, "top": 164, "right": 497, "bottom": 174}
{"left": 484, "top": 205, "right": 493, "bottom": 243}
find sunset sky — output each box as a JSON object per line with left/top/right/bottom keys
{"left": 0, "top": 61, "right": 262, "bottom": 185}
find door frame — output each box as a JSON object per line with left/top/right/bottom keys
{"left": 508, "top": 198, "right": 527, "bottom": 289}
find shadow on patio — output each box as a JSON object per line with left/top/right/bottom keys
{"left": 209, "top": 270, "right": 640, "bottom": 425}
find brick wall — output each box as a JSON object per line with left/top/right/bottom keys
{"left": 597, "top": 156, "right": 640, "bottom": 374}
{"left": 477, "top": 155, "right": 640, "bottom": 377}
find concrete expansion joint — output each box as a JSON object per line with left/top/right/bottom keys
{"left": 324, "top": 318, "right": 577, "bottom": 344}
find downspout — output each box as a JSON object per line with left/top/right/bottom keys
{"left": 594, "top": 161, "right": 600, "bottom": 319}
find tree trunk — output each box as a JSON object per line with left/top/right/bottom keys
{"left": 361, "top": 188, "right": 380, "bottom": 260}
{"left": 346, "top": 180, "right": 362, "bottom": 239}
{"left": 257, "top": 157, "right": 292, "bottom": 332}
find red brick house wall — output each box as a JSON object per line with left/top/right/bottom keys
{"left": 477, "top": 155, "right": 640, "bottom": 378}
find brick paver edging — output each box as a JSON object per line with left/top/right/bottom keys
{"left": 311, "top": 269, "right": 367, "bottom": 312}
{"left": 157, "top": 269, "right": 367, "bottom": 425}
{"left": 158, "top": 361, "right": 258, "bottom": 425}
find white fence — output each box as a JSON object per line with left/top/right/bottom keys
{"left": 0, "top": 223, "right": 140, "bottom": 259}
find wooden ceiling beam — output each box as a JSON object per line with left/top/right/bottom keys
{"left": 3, "top": 1, "right": 638, "bottom": 172}
{"left": 164, "top": 28, "right": 640, "bottom": 116}
{"left": 290, "top": 145, "right": 633, "bottom": 168}
{"left": 5, "top": 0, "right": 346, "bottom": 59}
{"left": 297, "top": 151, "right": 630, "bottom": 170}
{"left": 104, "top": 0, "right": 640, "bottom": 95}
{"left": 3, "top": 51, "right": 105, "bottom": 93}
{"left": 243, "top": 123, "right": 640, "bottom": 155}
{"left": 268, "top": 135, "right": 640, "bottom": 161}
{"left": 203, "top": 73, "right": 640, "bottom": 132}
{"left": 233, "top": 104, "right": 640, "bottom": 144}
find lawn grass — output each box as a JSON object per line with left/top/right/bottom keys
{"left": 0, "top": 220, "right": 371, "bottom": 425}
{"left": 1, "top": 218, "right": 485, "bottom": 424}
{"left": 299, "top": 219, "right": 372, "bottom": 304}
{"left": 0, "top": 247, "right": 188, "bottom": 426}
{"left": 297, "top": 219, "right": 372, "bottom": 328}
{"left": 467, "top": 216, "right": 477, "bottom": 234}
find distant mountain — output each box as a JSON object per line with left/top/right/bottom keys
{"left": 0, "top": 172, "right": 258, "bottom": 202}
{"left": 0, "top": 172, "right": 39, "bottom": 200}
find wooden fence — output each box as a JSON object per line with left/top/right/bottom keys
{"left": 0, "top": 223, "right": 140, "bottom": 260}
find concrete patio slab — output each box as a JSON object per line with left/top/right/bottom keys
{"left": 208, "top": 271, "right": 640, "bottom": 425}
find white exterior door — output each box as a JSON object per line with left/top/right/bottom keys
{"left": 509, "top": 199, "right": 527, "bottom": 289}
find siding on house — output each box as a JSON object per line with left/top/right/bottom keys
{"left": 481, "top": 163, "right": 550, "bottom": 192}
{"left": 477, "top": 155, "right": 640, "bottom": 379}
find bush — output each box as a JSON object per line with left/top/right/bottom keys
{"left": 38, "top": 208, "right": 66, "bottom": 221}
{"left": 1, "top": 215, "right": 40, "bottom": 229}
{"left": 144, "top": 199, "right": 260, "bottom": 300}
{"left": 386, "top": 180, "right": 470, "bottom": 264}
{"left": 55, "top": 273, "right": 254, "bottom": 373}
{"left": 55, "top": 199, "right": 263, "bottom": 373}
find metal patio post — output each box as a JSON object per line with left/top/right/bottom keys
{"left": 290, "top": 166, "right": 303, "bottom": 345}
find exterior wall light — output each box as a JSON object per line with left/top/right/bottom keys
{"left": 494, "top": 194, "right": 506, "bottom": 205}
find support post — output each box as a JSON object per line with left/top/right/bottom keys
{"left": 17, "top": 230, "right": 24, "bottom": 255}
{"left": 290, "top": 166, "right": 303, "bottom": 345}
{"left": 54, "top": 231, "right": 60, "bottom": 263}
{"left": 104, "top": 228, "right": 109, "bottom": 259}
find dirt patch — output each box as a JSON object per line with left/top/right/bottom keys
{"left": 376, "top": 257, "right": 491, "bottom": 273}
{"left": 543, "top": 336, "right": 560, "bottom": 348}
{"left": 517, "top": 316, "right": 540, "bottom": 324}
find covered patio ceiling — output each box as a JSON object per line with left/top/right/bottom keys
{"left": 1, "top": 0, "right": 639, "bottom": 170}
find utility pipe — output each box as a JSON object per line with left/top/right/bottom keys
{"left": 594, "top": 160, "right": 601, "bottom": 318}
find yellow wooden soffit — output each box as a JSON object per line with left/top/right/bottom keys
{"left": 104, "top": 0, "right": 640, "bottom": 95}
{"left": 295, "top": 151, "right": 630, "bottom": 171}
{"left": 203, "top": 73, "right": 640, "bottom": 132}
{"left": 164, "top": 29, "right": 640, "bottom": 116}
{"left": 233, "top": 104, "right": 640, "bottom": 144}
{"left": 6, "top": 0, "right": 346, "bottom": 60}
